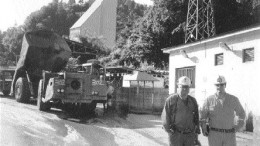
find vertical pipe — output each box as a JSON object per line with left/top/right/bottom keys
{"left": 143, "top": 81, "right": 145, "bottom": 111}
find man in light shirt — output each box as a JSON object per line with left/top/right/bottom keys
{"left": 200, "top": 75, "right": 245, "bottom": 146}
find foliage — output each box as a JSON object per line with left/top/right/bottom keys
{"left": 102, "top": 0, "right": 149, "bottom": 67}
{"left": 23, "top": 0, "right": 90, "bottom": 35}
{"left": 118, "top": 0, "right": 187, "bottom": 68}
{"left": 0, "top": 26, "right": 24, "bottom": 66}
{"left": 214, "top": 0, "right": 255, "bottom": 34}
{"left": 245, "top": 111, "right": 254, "bottom": 132}
{"left": 116, "top": 0, "right": 148, "bottom": 48}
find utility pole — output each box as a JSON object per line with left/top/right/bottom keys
{"left": 185, "top": 0, "right": 216, "bottom": 43}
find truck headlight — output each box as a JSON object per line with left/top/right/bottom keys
{"left": 92, "top": 91, "right": 99, "bottom": 95}
{"left": 61, "top": 89, "right": 64, "bottom": 92}
{"left": 57, "top": 89, "right": 61, "bottom": 92}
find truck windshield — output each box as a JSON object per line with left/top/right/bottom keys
{"left": 82, "top": 64, "right": 105, "bottom": 79}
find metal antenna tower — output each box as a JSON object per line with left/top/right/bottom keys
{"left": 185, "top": 0, "right": 216, "bottom": 43}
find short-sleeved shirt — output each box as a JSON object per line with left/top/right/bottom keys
{"left": 200, "top": 93, "right": 245, "bottom": 129}
{"left": 162, "top": 94, "right": 199, "bottom": 132}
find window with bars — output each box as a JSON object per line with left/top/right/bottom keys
{"left": 215, "top": 53, "right": 223, "bottom": 66}
{"left": 243, "top": 48, "right": 254, "bottom": 63}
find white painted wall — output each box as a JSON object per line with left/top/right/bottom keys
{"left": 168, "top": 27, "right": 260, "bottom": 116}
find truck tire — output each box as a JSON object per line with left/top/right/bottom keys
{"left": 3, "top": 90, "right": 10, "bottom": 96}
{"left": 15, "top": 77, "right": 30, "bottom": 103}
{"left": 37, "top": 79, "right": 51, "bottom": 111}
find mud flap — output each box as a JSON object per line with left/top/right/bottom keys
{"left": 37, "top": 79, "right": 51, "bottom": 111}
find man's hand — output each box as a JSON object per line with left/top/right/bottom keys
{"left": 200, "top": 123, "right": 209, "bottom": 136}
{"left": 195, "top": 126, "right": 201, "bottom": 134}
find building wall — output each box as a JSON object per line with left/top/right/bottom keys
{"left": 80, "top": 4, "right": 102, "bottom": 39}
{"left": 99, "top": 0, "right": 117, "bottom": 49}
{"left": 80, "top": 0, "right": 117, "bottom": 49}
{"left": 168, "top": 28, "right": 260, "bottom": 115}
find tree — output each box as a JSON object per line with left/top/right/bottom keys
{"left": 68, "top": 0, "right": 76, "bottom": 5}
{"left": 1, "top": 26, "right": 24, "bottom": 66}
{"left": 245, "top": 111, "right": 254, "bottom": 132}
{"left": 24, "top": 0, "right": 90, "bottom": 36}
{"left": 116, "top": 0, "right": 148, "bottom": 48}
{"left": 120, "top": 0, "right": 187, "bottom": 68}
{"left": 214, "top": 0, "right": 255, "bottom": 34}
{"left": 102, "top": 0, "right": 149, "bottom": 67}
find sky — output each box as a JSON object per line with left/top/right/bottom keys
{"left": 0, "top": 0, "right": 153, "bottom": 32}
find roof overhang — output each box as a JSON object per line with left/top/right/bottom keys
{"left": 162, "top": 25, "right": 260, "bottom": 54}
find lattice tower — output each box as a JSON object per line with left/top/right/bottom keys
{"left": 185, "top": 0, "right": 216, "bottom": 43}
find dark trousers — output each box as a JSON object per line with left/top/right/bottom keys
{"left": 168, "top": 132, "right": 195, "bottom": 146}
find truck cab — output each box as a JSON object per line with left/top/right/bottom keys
{"left": 37, "top": 59, "right": 108, "bottom": 113}
{"left": 0, "top": 67, "right": 15, "bottom": 96}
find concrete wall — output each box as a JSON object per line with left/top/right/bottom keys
{"left": 168, "top": 27, "right": 260, "bottom": 116}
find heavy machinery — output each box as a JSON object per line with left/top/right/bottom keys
{"left": 0, "top": 67, "right": 15, "bottom": 96}
{"left": 11, "top": 29, "right": 109, "bottom": 113}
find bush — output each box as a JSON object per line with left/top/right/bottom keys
{"left": 245, "top": 111, "right": 254, "bottom": 132}
{"left": 116, "top": 102, "right": 129, "bottom": 119}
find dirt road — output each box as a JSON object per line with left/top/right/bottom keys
{"left": 0, "top": 94, "right": 253, "bottom": 146}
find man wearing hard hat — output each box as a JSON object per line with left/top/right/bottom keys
{"left": 200, "top": 75, "right": 245, "bottom": 146}
{"left": 162, "top": 76, "right": 200, "bottom": 146}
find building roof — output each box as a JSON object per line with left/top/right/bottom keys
{"left": 163, "top": 24, "right": 260, "bottom": 54}
{"left": 124, "top": 71, "right": 158, "bottom": 81}
{"left": 70, "top": 0, "right": 103, "bottom": 29}
{"left": 106, "top": 66, "right": 134, "bottom": 73}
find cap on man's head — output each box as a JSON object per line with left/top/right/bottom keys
{"left": 214, "top": 75, "right": 226, "bottom": 84}
{"left": 177, "top": 76, "right": 191, "bottom": 86}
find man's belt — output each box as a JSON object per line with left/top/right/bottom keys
{"left": 210, "top": 127, "right": 235, "bottom": 133}
{"left": 170, "top": 125, "right": 195, "bottom": 134}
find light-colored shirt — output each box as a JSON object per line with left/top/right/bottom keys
{"left": 162, "top": 94, "right": 199, "bottom": 132}
{"left": 200, "top": 93, "right": 245, "bottom": 129}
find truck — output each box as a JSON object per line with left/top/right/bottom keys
{"left": 10, "top": 29, "right": 109, "bottom": 114}
{"left": 0, "top": 67, "right": 15, "bottom": 96}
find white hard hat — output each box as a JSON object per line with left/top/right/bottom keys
{"left": 177, "top": 76, "right": 191, "bottom": 86}
{"left": 214, "top": 75, "right": 226, "bottom": 84}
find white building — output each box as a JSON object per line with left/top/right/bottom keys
{"left": 163, "top": 25, "right": 260, "bottom": 116}
{"left": 70, "top": 0, "right": 117, "bottom": 49}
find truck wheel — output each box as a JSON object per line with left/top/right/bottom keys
{"left": 37, "top": 79, "right": 51, "bottom": 111}
{"left": 3, "top": 90, "right": 10, "bottom": 96}
{"left": 15, "top": 77, "right": 30, "bottom": 103}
